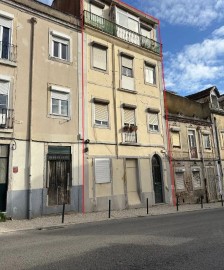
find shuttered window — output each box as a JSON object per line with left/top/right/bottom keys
{"left": 141, "top": 28, "right": 151, "bottom": 39}
{"left": 92, "top": 45, "right": 107, "bottom": 71}
{"left": 175, "top": 172, "right": 185, "bottom": 190}
{"left": 51, "top": 33, "right": 70, "bottom": 61}
{"left": 124, "top": 108, "right": 135, "bottom": 125}
{"left": 203, "top": 134, "right": 211, "bottom": 149}
{"left": 172, "top": 132, "right": 180, "bottom": 148}
{"left": 95, "top": 158, "right": 111, "bottom": 184}
{"left": 0, "top": 80, "right": 9, "bottom": 109}
{"left": 121, "top": 56, "right": 133, "bottom": 77}
{"left": 221, "top": 132, "right": 224, "bottom": 148}
{"left": 91, "top": 4, "right": 103, "bottom": 17}
{"left": 188, "top": 130, "right": 196, "bottom": 147}
{"left": 51, "top": 90, "right": 69, "bottom": 117}
{"left": 145, "top": 64, "right": 156, "bottom": 84}
{"left": 0, "top": 16, "right": 12, "bottom": 60}
{"left": 94, "top": 103, "right": 109, "bottom": 127}
{"left": 148, "top": 113, "right": 159, "bottom": 131}
{"left": 192, "top": 170, "right": 202, "bottom": 189}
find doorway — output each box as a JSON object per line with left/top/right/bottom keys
{"left": 0, "top": 145, "right": 9, "bottom": 212}
{"left": 152, "top": 155, "right": 164, "bottom": 203}
{"left": 126, "top": 159, "right": 140, "bottom": 206}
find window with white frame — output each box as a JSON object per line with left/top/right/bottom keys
{"left": 94, "top": 102, "right": 109, "bottom": 127}
{"left": 0, "top": 15, "right": 12, "bottom": 60}
{"left": 148, "top": 113, "right": 159, "bottom": 132}
{"left": 124, "top": 108, "right": 135, "bottom": 127}
{"left": 51, "top": 32, "right": 70, "bottom": 61}
{"left": 50, "top": 86, "right": 70, "bottom": 117}
{"left": 123, "top": 107, "right": 137, "bottom": 143}
{"left": 121, "top": 55, "right": 134, "bottom": 91}
{"left": 92, "top": 43, "right": 107, "bottom": 71}
{"left": 172, "top": 131, "right": 181, "bottom": 148}
{"left": 192, "top": 170, "right": 202, "bottom": 189}
{"left": 175, "top": 172, "right": 185, "bottom": 190}
{"left": 0, "top": 80, "right": 9, "bottom": 109}
{"left": 145, "top": 63, "right": 156, "bottom": 85}
{"left": 95, "top": 158, "right": 111, "bottom": 184}
{"left": 203, "top": 134, "right": 211, "bottom": 149}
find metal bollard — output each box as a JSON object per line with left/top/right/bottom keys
{"left": 201, "top": 196, "right": 203, "bottom": 209}
{"left": 108, "top": 200, "right": 111, "bottom": 218}
{"left": 176, "top": 195, "right": 179, "bottom": 212}
{"left": 147, "top": 198, "right": 149, "bottom": 215}
{"left": 221, "top": 195, "right": 223, "bottom": 207}
{"left": 62, "top": 203, "right": 65, "bottom": 224}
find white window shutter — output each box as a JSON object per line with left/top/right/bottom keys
{"left": 95, "top": 103, "right": 108, "bottom": 123}
{"left": 175, "top": 172, "right": 185, "bottom": 190}
{"left": 91, "top": 4, "right": 103, "bottom": 16}
{"left": 95, "top": 158, "right": 111, "bottom": 183}
{"left": 0, "top": 17, "right": 12, "bottom": 28}
{"left": 122, "top": 56, "right": 133, "bottom": 69}
{"left": 51, "top": 91, "right": 69, "bottom": 101}
{"left": 0, "top": 80, "right": 9, "bottom": 95}
{"left": 124, "top": 109, "right": 135, "bottom": 124}
{"left": 93, "top": 46, "right": 107, "bottom": 70}
{"left": 172, "top": 132, "right": 180, "bottom": 147}
{"left": 149, "top": 113, "right": 158, "bottom": 125}
{"left": 145, "top": 66, "right": 154, "bottom": 84}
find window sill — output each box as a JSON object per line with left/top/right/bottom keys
{"left": 93, "top": 124, "right": 109, "bottom": 129}
{"left": 144, "top": 82, "right": 157, "bottom": 87}
{"left": 117, "top": 88, "right": 137, "bottom": 94}
{"left": 0, "top": 128, "right": 13, "bottom": 133}
{"left": 91, "top": 67, "right": 109, "bottom": 74}
{"left": 148, "top": 130, "right": 160, "bottom": 134}
{"left": 0, "top": 58, "right": 17, "bottom": 67}
{"left": 48, "top": 114, "right": 71, "bottom": 120}
{"left": 49, "top": 56, "right": 72, "bottom": 65}
{"left": 120, "top": 142, "right": 141, "bottom": 146}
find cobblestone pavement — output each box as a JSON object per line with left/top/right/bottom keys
{"left": 0, "top": 202, "right": 222, "bottom": 233}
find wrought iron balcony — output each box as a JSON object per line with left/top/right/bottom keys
{"left": 0, "top": 109, "right": 14, "bottom": 129}
{"left": 123, "top": 124, "right": 137, "bottom": 143}
{"left": 0, "top": 42, "right": 17, "bottom": 62}
{"left": 84, "top": 11, "right": 161, "bottom": 55}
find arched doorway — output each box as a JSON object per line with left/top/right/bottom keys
{"left": 152, "top": 155, "right": 164, "bottom": 203}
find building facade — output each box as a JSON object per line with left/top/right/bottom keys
{"left": 53, "top": 0, "right": 172, "bottom": 212}
{"left": 0, "top": 0, "right": 81, "bottom": 218}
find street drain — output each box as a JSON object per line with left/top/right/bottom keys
{"left": 38, "top": 226, "right": 64, "bottom": 231}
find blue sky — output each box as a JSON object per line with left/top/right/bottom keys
{"left": 39, "top": 0, "right": 224, "bottom": 95}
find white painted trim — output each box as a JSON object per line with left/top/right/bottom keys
{"left": 0, "top": 74, "right": 11, "bottom": 81}
{"left": 51, "top": 30, "right": 70, "bottom": 40}
{"left": 50, "top": 85, "right": 70, "bottom": 93}
{"left": 0, "top": 10, "right": 14, "bottom": 20}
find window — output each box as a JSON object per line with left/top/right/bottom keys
{"left": 94, "top": 102, "right": 109, "bottom": 127}
{"left": 0, "top": 80, "right": 9, "bottom": 109}
{"left": 172, "top": 131, "right": 181, "bottom": 148}
{"left": 95, "top": 158, "right": 111, "bottom": 183}
{"left": 50, "top": 31, "right": 70, "bottom": 61}
{"left": 188, "top": 130, "right": 198, "bottom": 158}
{"left": 50, "top": 86, "right": 70, "bottom": 117}
{"left": 211, "top": 94, "right": 219, "bottom": 109}
{"left": 121, "top": 55, "right": 134, "bottom": 91}
{"left": 203, "top": 134, "right": 211, "bottom": 149}
{"left": 175, "top": 172, "right": 185, "bottom": 190}
{"left": 148, "top": 113, "right": 159, "bottom": 132}
{"left": 145, "top": 63, "right": 156, "bottom": 85}
{"left": 92, "top": 43, "right": 107, "bottom": 71}
{"left": 220, "top": 132, "right": 224, "bottom": 148}
{"left": 192, "top": 170, "right": 202, "bottom": 189}
{"left": 123, "top": 107, "right": 137, "bottom": 143}
{"left": 0, "top": 15, "right": 12, "bottom": 60}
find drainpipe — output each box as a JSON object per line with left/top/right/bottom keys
{"left": 213, "top": 116, "right": 223, "bottom": 196}
{"left": 112, "top": 43, "right": 119, "bottom": 158}
{"left": 80, "top": 0, "right": 85, "bottom": 213}
{"left": 28, "top": 17, "right": 37, "bottom": 219}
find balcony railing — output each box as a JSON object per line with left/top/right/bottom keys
{"left": 84, "top": 11, "right": 161, "bottom": 55}
{"left": 0, "top": 109, "right": 14, "bottom": 129}
{"left": 0, "top": 42, "right": 17, "bottom": 62}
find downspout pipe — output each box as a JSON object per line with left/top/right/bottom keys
{"left": 28, "top": 17, "right": 37, "bottom": 220}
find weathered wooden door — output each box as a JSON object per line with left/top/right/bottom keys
{"left": 0, "top": 145, "right": 9, "bottom": 212}
{"left": 206, "top": 166, "right": 217, "bottom": 202}
{"left": 152, "top": 155, "right": 164, "bottom": 204}
{"left": 48, "top": 153, "right": 71, "bottom": 206}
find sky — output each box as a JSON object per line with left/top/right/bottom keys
{"left": 38, "top": 0, "right": 224, "bottom": 96}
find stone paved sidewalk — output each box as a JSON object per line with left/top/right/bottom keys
{"left": 0, "top": 202, "right": 223, "bottom": 234}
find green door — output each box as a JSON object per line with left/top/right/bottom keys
{"left": 0, "top": 145, "right": 9, "bottom": 212}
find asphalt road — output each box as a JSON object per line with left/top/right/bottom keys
{"left": 1, "top": 208, "right": 224, "bottom": 270}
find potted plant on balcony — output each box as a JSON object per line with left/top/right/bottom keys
{"left": 123, "top": 124, "right": 129, "bottom": 132}
{"left": 130, "top": 125, "right": 138, "bottom": 132}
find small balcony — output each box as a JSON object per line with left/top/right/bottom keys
{"left": 84, "top": 11, "right": 161, "bottom": 55}
{"left": 0, "top": 42, "right": 17, "bottom": 63}
{"left": 123, "top": 124, "right": 138, "bottom": 143}
{"left": 0, "top": 109, "right": 14, "bottom": 129}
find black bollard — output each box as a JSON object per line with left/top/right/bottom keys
{"left": 201, "top": 196, "right": 203, "bottom": 209}
{"left": 221, "top": 195, "right": 223, "bottom": 207}
{"left": 62, "top": 203, "right": 65, "bottom": 224}
{"left": 108, "top": 200, "right": 111, "bottom": 218}
{"left": 176, "top": 195, "right": 179, "bottom": 212}
{"left": 147, "top": 198, "right": 149, "bottom": 215}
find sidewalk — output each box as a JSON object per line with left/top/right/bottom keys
{"left": 0, "top": 202, "right": 222, "bottom": 234}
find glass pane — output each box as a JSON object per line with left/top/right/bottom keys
{"left": 128, "top": 18, "right": 139, "bottom": 33}
{"left": 0, "top": 159, "right": 7, "bottom": 184}
{"left": 0, "top": 94, "right": 7, "bottom": 109}
{"left": 52, "top": 98, "right": 59, "bottom": 114}
{"left": 122, "top": 67, "right": 133, "bottom": 77}
{"left": 61, "top": 100, "right": 68, "bottom": 116}
{"left": 53, "top": 41, "right": 59, "bottom": 57}
{"left": 61, "top": 44, "right": 68, "bottom": 60}
{"left": 2, "top": 27, "right": 10, "bottom": 59}
{"left": 117, "top": 11, "right": 128, "bottom": 28}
